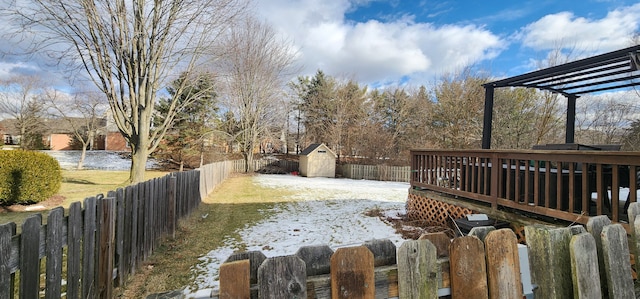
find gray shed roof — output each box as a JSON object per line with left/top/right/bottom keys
{"left": 300, "top": 143, "right": 323, "bottom": 156}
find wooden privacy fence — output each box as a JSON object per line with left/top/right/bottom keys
{"left": 211, "top": 213, "right": 640, "bottom": 298}
{"left": 233, "top": 159, "right": 299, "bottom": 173}
{"left": 338, "top": 164, "right": 411, "bottom": 182}
{"left": 0, "top": 161, "right": 232, "bottom": 299}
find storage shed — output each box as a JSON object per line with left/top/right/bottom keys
{"left": 299, "top": 143, "right": 337, "bottom": 178}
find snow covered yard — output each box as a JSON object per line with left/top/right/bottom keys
{"left": 185, "top": 174, "right": 410, "bottom": 296}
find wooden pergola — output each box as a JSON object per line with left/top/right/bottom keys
{"left": 481, "top": 45, "right": 640, "bottom": 149}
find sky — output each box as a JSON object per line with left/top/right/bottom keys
{"left": 1, "top": 0, "right": 639, "bottom": 90}
{"left": 253, "top": 0, "right": 640, "bottom": 87}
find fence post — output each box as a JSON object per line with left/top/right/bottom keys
{"left": 83, "top": 197, "right": 97, "bottom": 298}
{"left": 524, "top": 225, "right": 573, "bottom": 299}
{"left": 601, "top": 224, "right": 635, "bottom": 298}
{"left": 397, "top": 239, "right": 438, "bottom": 299}
{"left": 19, "top": 214, "right": 42, "bottom": 299}
{"left": 258, "top": 255, "right": 307, "bottom": 299}
{"left": 484, "top": 229, "right": 522, "bottom": 299}
{"left": 569, "top": 232, "right": 602, "bottom": 298}
{"left": 450, "top": 235, "right": 488, "bottom": 299}
{"left": 45, "top": 207, "right": 64, "bottom": 299}
{"left": 168, "top": 175, "right": 177, "bottom": 240}
{"left": 330, "top": 246, "right": 375, "bottom": 299}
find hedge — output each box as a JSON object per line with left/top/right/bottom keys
{"left": 0, "top": 150, "right": 62, "bottom": 205}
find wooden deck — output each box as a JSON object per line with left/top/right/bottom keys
{"left": 410, "top": 149, "right": 640, "bottom": 229}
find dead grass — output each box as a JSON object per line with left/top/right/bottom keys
{"left": 115, "top": 173, "right": 294, "bottom": 298}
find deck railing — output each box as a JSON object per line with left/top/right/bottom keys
{"left": 410, "top": 149, "right": 640, "bottom": 226}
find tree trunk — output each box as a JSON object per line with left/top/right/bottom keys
{"left": 77, "top": 143, "right": 87, "bottom": 170}
{"left": 129, "top": 146, "right": 148, "bottom": 184}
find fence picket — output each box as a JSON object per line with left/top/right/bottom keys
{"left": 45, "top": 207, "right": 64, "bottom": 299}
{"left": 114, "top": 188, "right": 125, "bottom": 287}
{"left": 449, "top": 236, "right": 487, "bottom": 299}
{"left": 97, "top": 197, "right": 115, "bottom": 298}
{"left": 570, "top": 232, "right": 602, "bottom": 298}
{"left": 397, "top": 239, "right": 438, "bottom": 299}
{"left": 418, "top": 232, "right": 450, "bottom": 258}
{"left": 0, "top": 223, "right": 14, "bottom": 299}
{"left": 67, "top": 202, "right": 82, "bottom": 299}
{"left": 19, "top": 214, "right": 42, "bottom": 299}
{"left": 364, "top": 239, "right": 397, "bottom": 267}
{"left": 484, "top": 229, "right": 521, "bottom": 299}
{"left": 225, "top": 250, "right": 267, "bottom": 285}
{"left": 82, "top": 197, "right": 97, "bottom": 299}
{"left": 524, "top": 225, "right": 573, "bottom": 299}
{"left": 258, "top": 255, "right": 307, "bottom": 299}
{"left": 220, "top": 259, "right": 251, "bottom": 299}
{"left": 586, "top": 215, "right": 612, "bottom": 296}
{"left": 295, "top": 245, "right": 333, "bottom": 276}
{"left": 601, "top": 224, "right": 635, "bottom": 298}
{"left": 330, "top": 246, "right": 375, "bottom": 299}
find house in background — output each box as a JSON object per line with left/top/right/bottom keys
{"left": 0, "top": 117, "right": 130, "bottom": 151}
{"left": 299, "top": 143, "right": 337, "bottom": 178}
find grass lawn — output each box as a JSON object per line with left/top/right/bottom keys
{"left": 115, "top": 174, "right": 293, "bottom": 298}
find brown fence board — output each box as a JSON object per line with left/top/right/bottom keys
{"left": 418, "top": 232, "right": 451, "bottom": 258}
{"left": 67, "top": 201, "right": 82, "bottom": 299}
{"left": 484, "top": 229, "right": 522, "bottom": 299}
{"left": 449, "top": 236, "right": 488, "bottom": 299}
{"left": 364, "top": 239, "right": 397, "bottom": 267}
{"left": 114, "top": 188, "right": 125, "bottom": 287}
{"left": 19, "top": 214, "right": 42, "bottom": 299}
{"left": 219, "top": 259, "right": 251, "bottom": 299}
{"left": 258, "top": 255, "right": 306, "bottom": 299}
{"left": 45, "top": 207, "right": 64, "bottom": 299}
{"left": 225, "top": 251, "right": 267, "bottom": 285}
{"left": 0, "top": 223, "right": 15, "bottom": 299}
{"left": 330, "top": 246, "right": 375, "bottom": 299}
{"left": 83, "top": 196, "right": 97, "bottom": 298}
{"left": 97, "top": 197, "right": 115, "bottom": 298}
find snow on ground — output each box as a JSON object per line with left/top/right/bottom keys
{"left": 185, "top": 174, "right": 410, "bottom": 296}
{"left": 43, "top": 150, "right": 159, "bottom": 170}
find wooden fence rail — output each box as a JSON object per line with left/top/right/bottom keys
{"left": 0, "top": 160, "right": 232, "bottom": 298}
{"left": 211, "top": 209, "right": 640, "bottom": 298}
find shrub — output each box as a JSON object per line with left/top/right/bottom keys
{"left": 0, "top": 150, "right": 62, "bottom": 205}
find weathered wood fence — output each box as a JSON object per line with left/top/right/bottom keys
{"left": 232, "top": 159, "right": 299, "bottom": 173}
{"left": 338, "top": 164, "right": 410, "bottom": 182}
{"left": 0, "top": 160, "right": 233, "bottom": 299}
{"left": 211, "top": 211, "right": 640, "bottom": 298}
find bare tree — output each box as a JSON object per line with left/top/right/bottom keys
{"left": 430, "top": 67, "right": 488, "bottom": 149}
{"left": 5, "top": 0, "right": 247, "bottom": 183}
{"left": 575, "top": 94, "right": 638, "bottom": 145}
{"left": 44, "top": 90, "right": 107, "bottom": 169}
{"left": 216, "top": 17, "right": 296, "bottom": 172}
{"left": 0, "top": 75, "right": 47, "bottom": 150}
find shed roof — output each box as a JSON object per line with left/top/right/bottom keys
{"left": 300, "top": 143, "right": 336, "bottom": 156}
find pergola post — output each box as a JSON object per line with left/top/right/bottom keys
{"left": 482, "top": 85, "right": 494, "bottom": 149}
{"left": 566, "top": 95, "right": 577, "bottom": 144}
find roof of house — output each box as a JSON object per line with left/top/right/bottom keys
{"left": 300, "top": 143, "right": 336, "bottom": 157}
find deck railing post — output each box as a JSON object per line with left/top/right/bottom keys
{"left": 490, "top": 152, "right": 499, "bottom": 209}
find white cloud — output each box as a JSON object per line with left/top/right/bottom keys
{"left": 255, "top": 0, "right": 505, "bottom": 86}
{"left": 517, "top": 3, "right": 640, "bottom": 52}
